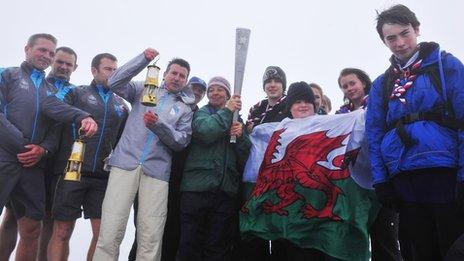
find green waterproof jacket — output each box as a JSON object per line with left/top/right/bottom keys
{"left": 180, "top": 104, "right": 251, "bottom": 196}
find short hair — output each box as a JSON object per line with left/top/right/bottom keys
{"left": 91, "top": 53, "right": 117, "bottom": 69}
{"left": 166, "top": 58, "right": 190, "bottom": 76}
{"left": 55, "top": 46, "right": 78, "bottom": 65}
{"left": 337, "top": 68, "right": 372, "bottom": 95}
{"left": 27, "top": 33, "right": 57, "bottom": 47}
{"left": 376, "top": 4, "right": 420, "bottom": 41}
{"left": 309, "top": 83, "right": 324, "bottom": 97}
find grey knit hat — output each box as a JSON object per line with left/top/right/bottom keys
{"left": 207, "top": 76, "right": 231, "bottom": 98}
{"left": 263, "top": 66, "right": 287, "bottom": 92}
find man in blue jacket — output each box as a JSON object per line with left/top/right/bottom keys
{"left": 0, "top": 46, "right": 80, "bottom": 261}
{"left": 47, "top": 53, "right": 128, "bottom": 261}
{"left": 366, "top": 5, "right": 464, "bottom": 260}
{"left": 0, "top": 34, "right": 97, "bottom": 261}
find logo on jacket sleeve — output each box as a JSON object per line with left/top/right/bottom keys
{"left": 87, "top": 94, "right": 98, "bottom": 105}
{"left": 19, "top": 79, "right": 29, "bottom": 90}
{"left": 114, "top": 104, "right": 125, "bottom": 118}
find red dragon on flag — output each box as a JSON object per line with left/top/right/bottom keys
{"left": 252, "top": 129, "right": 351, "bottom": 220}
{"left": 240, "top": 111, "right": 379, "bottom": 261}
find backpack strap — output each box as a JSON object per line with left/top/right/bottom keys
{"left": 382, "top": 51, "right": 461, "bottom": 147}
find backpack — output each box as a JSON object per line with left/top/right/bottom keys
{"left": 381, "top": 51, "right": 463, "bottom": 147}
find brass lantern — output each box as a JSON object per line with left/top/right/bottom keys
{"left": 141, "top": 63, "right": 161, "bottom": 107}
{"left": 63, "top": 132, "right": 86, "bottom": 182}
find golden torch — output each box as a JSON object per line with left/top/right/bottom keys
{"left": 63, "top": 130, "right": 86, "bottom": 182}
{"left": 141, "top": 62, "right": 161, "bottom": 106}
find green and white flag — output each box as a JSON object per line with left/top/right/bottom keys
{"left": 240, "top": 110, "right": 380, "bottom": 261}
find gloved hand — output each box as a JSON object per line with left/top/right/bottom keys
{"left": 373, "top": 182, "right": 398, "bottom": 208}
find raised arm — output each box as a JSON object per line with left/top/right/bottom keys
{"left": 108, "top": 48, "right": 158, "bottom": 103}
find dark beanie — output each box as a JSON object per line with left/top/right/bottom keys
{"left": 286, "top": 81, "right": 316, "bottom": 111}
{"left": 262, "top": 66, "right": 287, "bottom": 92}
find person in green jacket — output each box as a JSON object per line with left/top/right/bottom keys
{"left": 178, "top": 76, "right": 251, "bottom": 261}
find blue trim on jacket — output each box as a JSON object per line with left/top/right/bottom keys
{"left": 30, "top": 69, "right": 45, "bottom": 143}
{"left": 92, "top": 84, "right": 111, "bottom": 172}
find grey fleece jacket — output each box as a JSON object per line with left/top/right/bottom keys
{"left": 107, "top": 53, "right": 194, "bottom": 181}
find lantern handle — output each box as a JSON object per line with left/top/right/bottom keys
{"left": 152, "top": 55, "right": 160, "bottom": 65}
{"left": 78, "top": 127, "right": 86, "bottom": 139}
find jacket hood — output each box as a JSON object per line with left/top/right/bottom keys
{"left": 178, "top": 84, "right": 196, "bottom": 105}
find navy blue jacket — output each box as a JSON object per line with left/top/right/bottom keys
{"left": 0, "top": 62, "right": 89, "bottom": 166}
{"left": 46, "top": 82, "right": 128, "bottom": 178}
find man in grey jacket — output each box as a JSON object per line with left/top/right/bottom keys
{"left": 0, "top": 34, "right": 97, "bottom": 261}
{"left": 94, "top": 48, "right": 195, "bottom": 261}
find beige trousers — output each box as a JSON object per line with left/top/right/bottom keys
{"left": 93, "top": 166, "right": 168, "bottom": 261}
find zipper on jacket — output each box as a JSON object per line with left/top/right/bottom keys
{"left": 1, "top": 69, "right": 8, "bottom": 118}
{"left": 30, "top": 70, "right": 44, "bottom": 143}
{"left": 93, "top": 86, "right": 110, "bottom": 172}
{"left": 217, "top": 138, "right": 229, "bottom": 193}
{"left": 139, "top": 132, "right": 155, "bottom": 164}
{"left": 138, "top": 91, "right": 167, "bottom": 165}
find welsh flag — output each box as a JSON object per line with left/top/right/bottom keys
{"left": 240, "top": 110, "right": 380, "bottom": 261}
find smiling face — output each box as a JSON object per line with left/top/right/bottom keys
{"left": 25, "top": 37, "right": 56, "bottom": 70}
{"left": 290, "top": 100, "right": 315, "bottom": 119}
{"left": 382, "top": 23, "right": 419, "bottom": 62}
{"left": 264, "top": 79, "right": 284, "bottom": 100}
{"left": 207, "top": 85, "right": 228, "bottom": 108}
{"left": 339, "top": 73, "right": 366, "bottom": 104}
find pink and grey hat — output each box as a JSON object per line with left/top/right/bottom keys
{"left": 207, "top": 76, "right": 231, "bottom": 98}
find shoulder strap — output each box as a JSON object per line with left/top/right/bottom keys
{"left": 381, "top": 66, "right": 395, "bottom": 110}
{"left": 382, "top": 52, "right": 448, "bottom": 113}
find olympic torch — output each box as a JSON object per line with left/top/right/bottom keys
{"left": 230, "top": 28, "right": 251, "bottom": 143}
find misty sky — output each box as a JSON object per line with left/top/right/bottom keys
{"left": 1, "top": 0, "right": 463, "bottom": 259}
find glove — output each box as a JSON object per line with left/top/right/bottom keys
{"left": 373, "top": 182, "right": 398, "bottom": 208}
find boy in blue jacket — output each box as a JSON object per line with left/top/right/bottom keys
{"left": 366, "top": 5, "right": 464, "bottom": 260}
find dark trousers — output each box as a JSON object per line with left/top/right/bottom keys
{"left": 370, "top": 205, "right": 402, "bottom": 261}
{"left": 236, "top": 237, "right": 287, "bottom": 261}
{"left": 177, "top": 191, "right": 236, "bottom": 261}
{"left": 284, "top": 241, "right": 343, "bottom": 261}
{"left": 160, "top": 169, "right": 183, "bottom": 261}
{"left": 128, "top": 195, "right": 138, "bottom": 261}
{"left": 398, "top": 202, "right": 464, "bottom": 261}
{"left": 445, "top": 233, "right": 464, "bottom": 261}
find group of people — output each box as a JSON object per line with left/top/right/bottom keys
{"left": 1, "top": 3, "right": 464, "bottom": 261}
